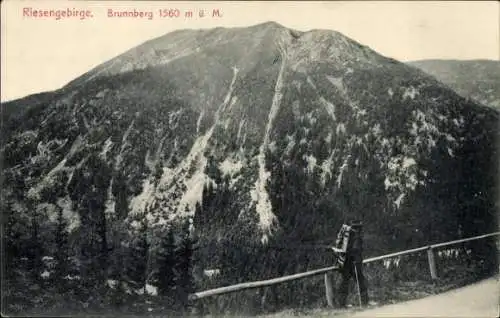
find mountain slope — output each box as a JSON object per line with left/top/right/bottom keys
{"left": 2, "top": 22, "right": 498, "bottom": 307}
{"left": 408, "top": 59, "right": 500, "bottom": 108}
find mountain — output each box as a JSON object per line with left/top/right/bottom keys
{"left": 2, "top": 22, "right": 499, "bottom": 314}
{"left": 408, "top": 60, "right": 500, "bottom": 108}
{"left": 2, "top": 91, "right": 58, "bottom": 123}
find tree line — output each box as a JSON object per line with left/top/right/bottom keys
{"left": 3, "top": 153, "right": 196, "bottom": 315}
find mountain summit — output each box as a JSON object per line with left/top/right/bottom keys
{"left": 2, "top": 23, "right": 498, "bottom": 294}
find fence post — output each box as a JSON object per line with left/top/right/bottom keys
{"left": 427, "top": 247, "right": 438, "bottom": 280}
{"left": 324, "top": 272, "right": 335, "bottom": 307}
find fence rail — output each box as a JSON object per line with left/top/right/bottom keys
{"left": 363, "top": 231, "right": 500, "bottom": 263}
{"left": 190, "top": 265, "right": 339, "bottom": 300}
{"left": 189, "top": 231, "right": 500, "bottom": 301}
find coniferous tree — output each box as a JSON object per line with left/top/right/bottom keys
{"left": 96, "top": 200, "right": 109, "bottom": 283}
{"left": 192, "top": 202, "right": 203, "bottom": 234}
{"left": 113, "top": 172, "right": 129, "bottom": 220}
{"left": 108, "top": 225, "right": 128, "bottom": 307}
{"left": 94, "top": 157, "right": 112, "bottom": 286}
{"left": 67, "top": 154, "right": 112, "bottom": 288}
{"left": 173, "top": 219, "right": 195, "bottom": 309}
{"left": 125, "top": 217, "right": 149, "bottom": 293}
{"left": 54, "top": 205, "right": 69, "bottom": 290}
{"left": 106, "top": 171, "right": 130, "bottom": 300}
{"left": 156, "top": 228, "right": 176, "bottom": 296}
{"left": 26, "top": 203, "right": 43, "bottom": 284}
{"left": 3, "top": 200, "right": 24, "bottom": 280}
{"left": 205, "top": 156, "right": 222, "bottom": 184}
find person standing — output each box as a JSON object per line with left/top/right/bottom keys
{"left": 332, "top": 220, "right": 369, "bottom": 307}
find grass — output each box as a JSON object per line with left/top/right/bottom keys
{"left": 2, "top": 250, "right": 497, "bottom": 317}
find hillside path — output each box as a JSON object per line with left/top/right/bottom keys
{"left": 347, "top": 277, "right": 499, "bottom": 318}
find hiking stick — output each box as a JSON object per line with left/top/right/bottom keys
{"left": 354, "top": 264, "right": 362, "bottom": 307}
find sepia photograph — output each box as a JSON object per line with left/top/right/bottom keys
{"left": 1, "top": 1, "right": 499, "bottom": 317}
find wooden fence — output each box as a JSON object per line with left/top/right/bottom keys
{"left": 188, "top": 231, "right": 500, "bottom": 302}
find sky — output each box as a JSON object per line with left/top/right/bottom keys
{"left": 1, "top": 0, "right": 499, "bottom": 102}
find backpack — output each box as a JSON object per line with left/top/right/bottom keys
{"left": 335, "top": 224, "right": 351, "bottom": 251}
{"left": 335, "top": 223, "right": 363, "bottom": 266}
{"left": 335, "top": 224, "right": 351, "bottom": 266}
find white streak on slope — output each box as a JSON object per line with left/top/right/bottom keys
{"left": 319, "top": 97, "right": 336, "bottom": 121}
{"left": 305, "top": 76, "right": 337, "bottom": 122}
{"left": 177, "top": 67, "right": 239, "bottom": 213}
{"left": 129, "top": 178, "right": 156, "bottom": 217}
{"left": 251, "top": 44, "right": 287, "bottom": 243}
{"left": 196, "top": 110, "right": 204, "bottom": 134}
{"left": 129, "top": 66, "right": 239, "bottom": 218}
{"left": 237, "top": 118, "right": 246, "bottom": 144}
{"left": 219, "top": 158, "right": 243, "bottom": 177}
{"left": 115, "top": 120, "right": 135, "bottom": 170}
